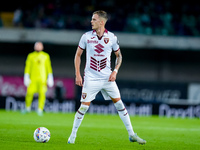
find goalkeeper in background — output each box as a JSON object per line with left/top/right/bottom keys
{"left": 23, "top": 41, "right": 54, "bottom": 116}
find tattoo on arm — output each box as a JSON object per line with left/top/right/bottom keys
{"left": 115, "top": 50, "right": 122, "bottom": 70}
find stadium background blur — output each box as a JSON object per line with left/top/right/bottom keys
{"left": 0, "top": 0, "right": 200, "bottom": 118}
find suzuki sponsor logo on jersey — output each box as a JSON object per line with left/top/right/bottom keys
{"left": 95, "top": 44, "right": 104, "bottom": 53}
{"left": 94, "top": 44, "right": 105, "bottom": 57}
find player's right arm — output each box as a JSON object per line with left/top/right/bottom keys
{"left": 74, "top": 47, "right": 84, "bottom": 86}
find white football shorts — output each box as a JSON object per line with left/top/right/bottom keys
{"left": 80, "top": 80, "right": 121, "bottom": 102}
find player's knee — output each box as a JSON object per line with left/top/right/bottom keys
{"left": 78, "top": 104, "right": 90, "bottom": 114}
{"left": 111, "top": 97, "right": 121, "bottom": 103}
{"left": 114, "top": 100, "right": 125, "bottom": 110}
{"left": 81, "top": 101, "right": 91, "bottom": 106}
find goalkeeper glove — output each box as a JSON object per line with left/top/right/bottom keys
{"left": 47, "top": 74, "right": 54, "bottom": 87}
{"left": 24, "top": 74, "right": 31, "bottom": 87}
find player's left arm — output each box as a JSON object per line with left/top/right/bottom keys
{"left": 114, "top": 49, "right": 122, "bottom": 71}
{"left": 46, "top": 54, "right": 53, "bottom": 74}
{"left": 46, "top": 54, "right": 54, "bottom": 87}
{"left": 108, "top": 49, "right": 122, "bottom": 82}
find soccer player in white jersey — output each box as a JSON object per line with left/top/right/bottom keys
{"left": 68, "top": 10, "right": 146, "bottom": 145}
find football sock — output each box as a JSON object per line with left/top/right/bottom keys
{"left": 114, "top": 100, "right": 135, "bottom": 136}
{"left": 37, "top": 108, "right": 43, "bottom": 113}
{"left": 71, "top": 104, "right": 89, "bottom": 137}
{"left": 37, "top": 108, "right": 43, "bottom": 116}
{"left": 26, "top": 106, "right": 31, "bottom": 112}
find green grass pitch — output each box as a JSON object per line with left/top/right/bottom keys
{"left": 0, "top": 109, "right": 199, "bottom": 150}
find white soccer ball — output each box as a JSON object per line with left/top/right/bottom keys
{"left": 33, "top": 127, "right": 51, "bottom": 143}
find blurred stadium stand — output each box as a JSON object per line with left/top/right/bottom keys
{"left": 0, "top": 0, "right": 200, "bottom": 83}
{"left": 1, "top": 0, "right": 199, "bottom": 36}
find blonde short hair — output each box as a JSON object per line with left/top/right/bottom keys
{"left": 93, "top": 10, "right": 108, "bottom": 22}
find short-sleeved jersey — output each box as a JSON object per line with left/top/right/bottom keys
{"left": 24, "top": 51, "right": 53, "bottom": 83}
{"left": 79, "top": 29, "right": 120, "bottom": 80}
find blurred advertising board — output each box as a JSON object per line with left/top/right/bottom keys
{"left": 1, "top": 76, "right": 200, "bottom": 118}
{"left": 118, "top": 80, "right": 188, "bottom": 103}
{"left": 88, "top": 80, "right": 188, "bottom": 104}
{"left": 0, "top": 96, "right": 75, "bottom": 113}
{"left": 188, "top": 83, "right": 200, "bottom": 104}
{"left": 1, "top": 96, "right": 199, "bottom": 118}
{"left": 0, "top": 75, "right": 75, "bottom": 99}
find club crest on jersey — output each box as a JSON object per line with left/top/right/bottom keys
{"left": 104, "top": 38, "right": 109, "bottom": 44}
{"left": 82, "top": 93, "right": 87, "bottom": 99}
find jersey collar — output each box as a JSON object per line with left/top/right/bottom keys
{"left": 92, "top": 29, "right": 108, "bottom": 40}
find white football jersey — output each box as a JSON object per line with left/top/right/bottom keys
{"left": 78, "top": 29, "right": 120, "bottom": 80}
